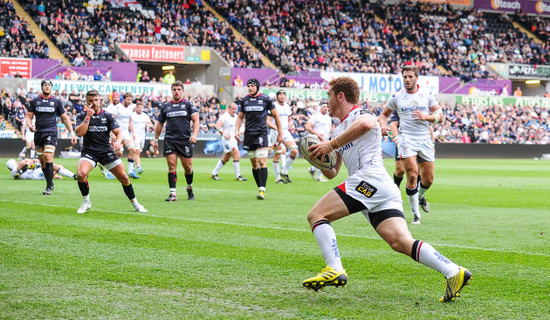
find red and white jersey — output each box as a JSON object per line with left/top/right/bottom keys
{"left": 332, "top": 107, "right": 386, "bottom": 176}
{"left": 308, "top": 111, "right": 332, "bottom": 139}
{"left": 131, "top": 112, "right": 151, "bottom": 137}
{"left": 219, "top": 112, "right": 237, "bottom": 139}
{"left": 112, "top": 103, "right": 135, "bottom": 132}
{"left": 274, "top": 101, "right": 292, "bottom": 131}
{"left": 387, "top": 86, "right": 437, "bottom": 138}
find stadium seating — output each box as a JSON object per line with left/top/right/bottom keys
{"left": 0, "top": 1, "right": 48, "bottom": 60}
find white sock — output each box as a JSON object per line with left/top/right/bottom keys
{"left": 58, "top": 167, "right": 75, "bottom": 178}
{"left": 406, "top": 186, "right": 420, "bottom": 216}
{"left": 233, "top": 160, "right": 241, "bottom": 178}
{"left": 30, "top": 149, "right": 36, "bottom": 158}
{"left": 128, "top": 160, "right": 135, "bottom": 172}
{"left": 83, "top": 195, "right": 90, "bottom": 203}
{"left": 283, "top": 155, "right": 295, "bottom": 174}
{"left": 280, "top": 152, "right": 287, "bottom": 169}
{"left": 313, "top": 221, "right": 343, "bottom": 271}
{"left": 212, "top": 159, "right": 225, "bottom": 175}
{"left": 273, "top": 161, "right": 281, "bottom": 180}
{"left": 259, "top": 186, "right": 265, "bottom": 192}
{"left": 413, "top": 241, "right": 460, "bottom": 278}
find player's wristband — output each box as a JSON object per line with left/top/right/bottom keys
{"left": 70, "top": 132, "right": 76, "bottom": 137}
{"left": 152, "top": 138, "right": 158, "bottom": 142}
{"left": 83, "top": 120, "right": 89, "bottom": 124}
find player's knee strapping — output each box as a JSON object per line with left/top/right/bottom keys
{"left": 44, "top": 145, "right": 55, "bottom": 154}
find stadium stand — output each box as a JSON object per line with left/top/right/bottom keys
{"left": 0, "top": 0, "right": 48, "bottom": 60}
{"left": 18, "top": 0, "right": 264, "bottom": 68}
{"left": 211, "top": 0, "right": 550, "bottom": 80}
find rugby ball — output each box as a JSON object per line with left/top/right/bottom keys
{"left": 299, "top": 135, "right": 337, "bottom": 170}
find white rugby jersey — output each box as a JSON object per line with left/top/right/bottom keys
{"left": 308, "top": 111, "right": 332, "bottom": 139}
{"left": 113, "top": 103, "right": 135, "bottom": 132}
{"left": 386, "top": 86, "right": 437, "bottom": 138}
{"left": 131, "top": 112, "right": 151, "bottom": 137}
{"left": 332, "top": 107, "right": 386, "bottom": 176}
{"left": 274, "top": 101, "right": 292, "bottom": 131}
{"left": 11, "top": 167, "right": 44, "bottom": 180}
{"left": 219, "top": 112, "right": 237, "bottom": 138}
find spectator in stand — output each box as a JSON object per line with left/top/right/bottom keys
{"left": 163, "top": 71, "right": 175, "bottom": 85}
{"left": 233, "top": 75, "right": 244, "bottom": 87}
{"left": 105, "top": 67, "right": 112, "bottom": 81}
{"left": 514, "top": 87, "right": 523, "bottom": 97}
{"left": 141, "top": 71, "right": 151, "bottom": 82}
{"left": 93, "top": 70, "right": 104, "bottom": 81}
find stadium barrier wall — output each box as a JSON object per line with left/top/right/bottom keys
{"left": 1, "top": 139, "right": 549, "bottom": 159}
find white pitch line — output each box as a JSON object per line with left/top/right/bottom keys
{"left": 1, "top": 199, "right": 549, "bottom": 258}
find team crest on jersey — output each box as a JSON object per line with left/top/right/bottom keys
{"left": 355, "top": 181, "right": 377, "bottom": 198}
{"left": 50, "top": 102, "right": 54, "bottom": 106}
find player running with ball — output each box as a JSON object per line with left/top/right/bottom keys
{"left": 302, "top": 77, "right": 470, "bottom": 303}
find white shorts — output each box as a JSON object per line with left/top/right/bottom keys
{"left": 121, "top": 130, "right": 133, "bottom": 143}
{"left": 25, "top": 130, "right": 35, "bottom": 142}
{"left": 339, "top": 171, "right": 403, "bottom": 213}
{"left": 397, "top": 135, "right": 435, "bottom": 162}
{"left": 222, "top": 137, "right": 238, "bottom": 154}
{"left": 268, "top": 129, "right": 294, "bottom": 148}
{"left": 133, "top": 135, "right": 145, "bottom": 150}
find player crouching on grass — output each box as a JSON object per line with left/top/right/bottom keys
{"left": 301, "top": 77, "right": 471, "bottom": 302}
{"left": 74, "top": 90, "right": 147, "bottom": 214}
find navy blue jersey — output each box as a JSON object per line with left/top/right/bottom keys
{"left": 390, "top": 110, "right": 400, "bottom": 123}
{"left": 76, "top": 110, "right": 120, "bottom": 153}
{"left": 158, "top": 99, "right": 198, "bottom": 140}
{"left": 239, "top": 94, "right": 274, "bottom": 133}
{"left": 28, "top": 96, "right": 65, "bottom": 133}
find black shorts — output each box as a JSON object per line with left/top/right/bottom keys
{"left": 34, "top": 131, "right": 58, "bottom": 148}
{"left": 334, "top": 187, "right": 405, "bottom": 229}
{"left": 80, "top": 148, "right": 120, "bottom": 166}
{"left": 164, "top": 138, "right": 193, "bottom": 158}
{"left": 243, "top": 130, "right": 268, "bottom": 151}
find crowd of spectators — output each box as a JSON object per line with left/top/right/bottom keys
{"left": 2, "top": 86, "right": 549, "bottom": 145}
{"left": 0, "top": 0, "right": 49, "bottom": 60}
{"left": 212, "top": 0, "right": 550, "bottom": 81}
{"left": 9, "top": 0, "right": 550, "bottom": 83}
{"left": 19, "top": 0, "right": 263, "bottom": 68}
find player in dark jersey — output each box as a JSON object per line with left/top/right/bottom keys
{"left": 151, "top": 81, "right": 200, "bottom": 201}
{"left": 74, "top": 90, "right": 147, "bottom": 214}
{"left": 25, "top": 79, "right": 77, "bottom": 195}
{"left": 235, "top": 78, "right": 283, "bottom": 200}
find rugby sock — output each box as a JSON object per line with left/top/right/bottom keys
{"left": 30, "top": 148, "right": 35, "bottom": 158}
{"left": 57, "top": 167, "right": 75, "bottom": 178}
{"left": 233, "top": 160, "right": 241, "bottom": 178}
{"left": 252, "top": 168, "right": 260, "bottom": 187}
{"left": 280, "top": 152, "right": 287, "bottom": 169}
{"left": 273, "top": 160, "right": 281, "bottom": 180}
{"left": 406, "top": 185, "right": 420, "bottom": 215}
{"left": 19, "top": 164, "right": 29, "bottom": 175}
{"left": 44, "top": 162, "right": 54, "bottom": 189}
{"left": 283, "top": 155, "right": 295, "bottom": 174}
{"left": 78, "top": 180, "right": 90, "bottom": 196}
{"left": 312, "top": 220, "right": 343, "bottom": 272}
{"left": 259, "top": 167, "right": 268, "bottom": 188}
{"left": 411, "top": 240, "right": 460, "bottom": 278}
{"left": 418, "top": 182, "right": 430, "bottom": 200}
{"left": 168, "top": 172, "right": 177, "bottom": 193}
{"left": 185, "top": 172, "right": 193, "bottom": 187}
{"left": 394, "top": 173, "right": 403, "bottom": 188}
{"left": 128, "top": 159, "right": 135, "bottom": 173}
{"left": 212, "top": 159, "right": 225, "bottom": 175}
{"left": 122, "top": 183, "right": 136, "bottom": 200}
{"left": 20, "top": 146, "right": 27, "bottom": 156}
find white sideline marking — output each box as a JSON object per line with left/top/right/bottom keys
{"left": 1, "top": 199, "right": 549, "bottom": 258}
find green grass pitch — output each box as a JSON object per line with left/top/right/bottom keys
{"left": 0, "top": 157, "right": 548, "bottom": 319}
